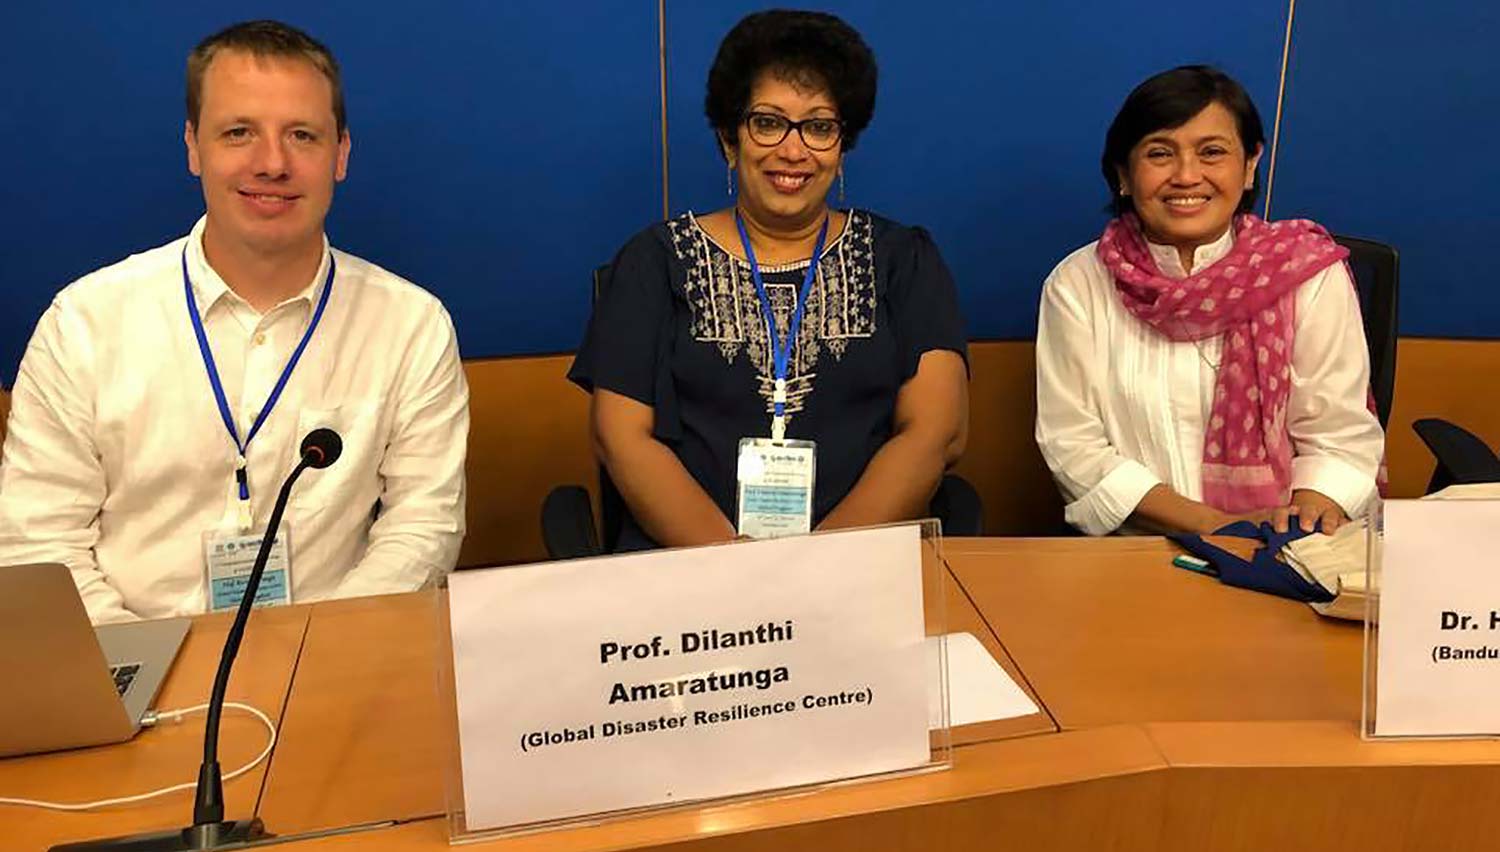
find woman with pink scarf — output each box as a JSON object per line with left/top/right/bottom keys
{"left": 1035, "top": 65, "right": 1384, "bottom": 537}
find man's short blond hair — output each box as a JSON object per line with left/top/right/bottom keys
{"left": 186, "top": 20, "right": 345, "bottom": 134}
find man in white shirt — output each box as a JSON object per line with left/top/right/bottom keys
{"left": 0, "top": 20, "right": 468, "bottom": 623}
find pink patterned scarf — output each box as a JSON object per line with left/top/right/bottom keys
{"left": 1097, "top": 213, "right": 1348, "bottom": 513}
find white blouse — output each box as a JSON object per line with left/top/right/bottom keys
{"left": 1034, "top": 228, "right": 1384, "bottom": 536}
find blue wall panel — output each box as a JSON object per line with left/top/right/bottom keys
{"left": 27, "top": 3, "right": 1490, "bottom": 385}
{"left": 1272, "top": 0, "right": 1500, "bottom": 338}
{"left": 663, "top": 1, "right": 1288, "bottom": 341}
{"left": 0, "top": 2, "right": 660, "bottom": 385}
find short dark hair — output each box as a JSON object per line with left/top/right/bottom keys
{"left": 187, "top": 20, "right": 345, "bottom": 134}
{"left": 705, "top": 9, "right": 877, "bottom": 158}
{"left": 1101, "top": 65, "right": 1265, "bottom": 216}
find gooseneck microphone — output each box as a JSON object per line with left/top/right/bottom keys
{"left": 59, "top": 429, "right": 342, "bottom": 852}
{"left": 190, "top": 428, "right": 342, "bottom": 842}
{"left": 297, "top": 429, "right": 343, "bottom": 472}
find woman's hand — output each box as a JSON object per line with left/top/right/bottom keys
{"left": 1271, "top": 489, "right": 1348, "bottom": 534}
{"left": 1207, "top": 491, "right": 1346, "bottom": 535}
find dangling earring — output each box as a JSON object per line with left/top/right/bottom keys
{"left": 838, "top": 166, "right": 846, "bottom": 205}
{"left": 726, "top": 162, "right": 735, "bottom": 196}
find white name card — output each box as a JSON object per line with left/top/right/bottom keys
{"left": 1376, "top": 499, "right": 1500, "bottom": 736}
{"left": 446, "top": 524, "right": 933, "bottom": 832}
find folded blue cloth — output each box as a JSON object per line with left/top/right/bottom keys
{"left": 1168, "top": 520, "right": 1336, "bottom": 604}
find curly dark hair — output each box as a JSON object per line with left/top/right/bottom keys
{"left": 705, "top": 9, "right": 877, "bottom": 158}
{"left": 1102, "top": 65, "right": 1265, "bottom": 216}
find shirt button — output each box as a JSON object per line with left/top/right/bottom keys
{"left": 253, "top": 333, "right": 267, "bottom": 346}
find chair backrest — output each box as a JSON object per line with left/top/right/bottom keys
{"left": 590, "top": 263, "right": 626, "bottom": 553}
{"left": 1334, "top": 235, "right": 1399, "bottom": 428}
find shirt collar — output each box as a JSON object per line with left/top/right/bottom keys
{"left": 1146, "top": 226, "right": 1235, "bottom": 279}
{"left": 185, "top": 215, "right": 332, "bottom": 316}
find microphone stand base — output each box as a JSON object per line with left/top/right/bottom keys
{"left": 51, "top": 819, "right": 269, "bottom": 851}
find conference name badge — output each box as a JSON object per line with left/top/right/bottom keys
{"left": 736, "top": 438, "right": 816, "bottom": 539}
{"left": 202, "top": 527, "right": 293, "bottom": 613}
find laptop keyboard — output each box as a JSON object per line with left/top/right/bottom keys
{"left": 110, "top": 662, "right": 142, "bottom": 698}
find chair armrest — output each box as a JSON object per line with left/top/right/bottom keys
{"left": 929, "top": 474, "right": 985, "bottom": 537}
{"left": 541, "top": 485, "right": 602, "bottom": 559}
{"left": 1413, "top": 418, "right": 1500, "bottom": 494}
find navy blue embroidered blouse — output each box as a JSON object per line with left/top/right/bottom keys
{"left": 569, "top": 209, "right": 967, "bottom": 551}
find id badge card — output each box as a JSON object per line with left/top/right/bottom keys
{"left": 736, "top": 438, "right": 817, "bottom": 539}
{"left": 202, "top": 527, "right": 293, "bottom": 613}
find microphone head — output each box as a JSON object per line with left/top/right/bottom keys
{"left": 300, "top": 428, "right": 343, "bottom": 469}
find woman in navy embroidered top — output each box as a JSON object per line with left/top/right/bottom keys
{"left": 570, "top": 10, "right": 969, "bottom": 550}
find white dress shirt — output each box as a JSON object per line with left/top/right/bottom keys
{"left": 1035, "top": 228, "right": 1384, "bottom": 536}
{"left": 0, "top": 217, "right": 468, "bottom": 622}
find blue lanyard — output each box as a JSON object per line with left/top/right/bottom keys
{"left": 182, "top": 247, "right": 335, "bottom": 517}
{"left": 735, "top": 211, "right": 830, "bottom": 440}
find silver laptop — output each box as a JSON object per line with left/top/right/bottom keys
{"left": 0, "top": 562, "right": 190, "bottom": 757}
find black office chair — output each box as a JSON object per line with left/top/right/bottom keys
{"left": 1412, "top": 418, "right": 1500, "bottom": 494}
{"left": 541, "top": 264, "right": 985, "bottom": 559}
{"left": 541, "top": 466, "right": 627, "bottom": 560}
{"left": 1334, "top": 235, "right": 1398, "bottom": 428}
{"left": 540, "top": 265, "right": 626, "bottom": 561}
{"left": 1329, "top": 237, "right": 1500, "bottom": 494}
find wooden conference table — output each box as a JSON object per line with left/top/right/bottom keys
{"left": 6, "top": 537, "right": 1500, "bottom": 851}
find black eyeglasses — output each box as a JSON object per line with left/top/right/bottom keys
{"left": 742, "top": 111, "right": 844, "bottom": 151}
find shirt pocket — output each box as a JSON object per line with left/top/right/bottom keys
{"left": 291, "top": 399, "right": 388, "bottom": 522}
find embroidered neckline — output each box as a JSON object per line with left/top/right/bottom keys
{"left": 684, "top": 209, "right": 857, "bottom": 273}
{"left": 665, "top": 209, "right": 878, "bottom": 424}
